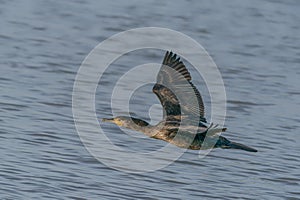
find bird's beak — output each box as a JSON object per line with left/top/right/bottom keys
{"left": 102, "top": 118, "right": 115, "bottom": 123}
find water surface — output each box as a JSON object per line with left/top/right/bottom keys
{"left": 1, "top": 0, "right": 300, "bottom": 199}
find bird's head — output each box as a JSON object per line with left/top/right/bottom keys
{"left": 102, "top": 116, "right": 149, "bottom": 129}
{"left": 102, "top": 116, "right": 130, "bottom": 127}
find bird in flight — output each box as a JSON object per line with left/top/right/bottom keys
{"left": 102, "top": 51, "right": 257, "bottom": 152}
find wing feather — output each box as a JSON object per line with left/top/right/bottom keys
{"left": 152, "top": 51, "right": 206, "bottom": 125}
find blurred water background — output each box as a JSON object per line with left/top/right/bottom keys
{"left": 1, "top": 0, "right": 300, "bottom": 199}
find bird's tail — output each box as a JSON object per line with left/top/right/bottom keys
{"left": 227, "top": 141, "right": 258, "bottom": 152}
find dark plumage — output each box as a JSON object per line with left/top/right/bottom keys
{"left": 102, "top": 51, "right": 257, "bottom": 152}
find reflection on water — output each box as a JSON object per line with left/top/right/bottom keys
{"left": 1, "top": 0, "right": 300, "bottom": 199}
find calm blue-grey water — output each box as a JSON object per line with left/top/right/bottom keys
{"left": 1, "top": 0, "right": 300, "bottom": 199}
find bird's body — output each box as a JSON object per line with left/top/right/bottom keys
{"left": 102, "top": 51, "right": 257, "bottom": 152}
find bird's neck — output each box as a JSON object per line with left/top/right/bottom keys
{"left": 123, "top": 118, "right": 155, "bottom": 137}
{"left": 134, "top": 125, "right": 155, "bottom": 137}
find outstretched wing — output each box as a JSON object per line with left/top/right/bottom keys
{"left": 152, "top": 51, "right": 207, "bottom": 125}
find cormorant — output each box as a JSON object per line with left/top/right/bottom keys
{"left": 102, "top": 51, "right": 257, "bottom": 152}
